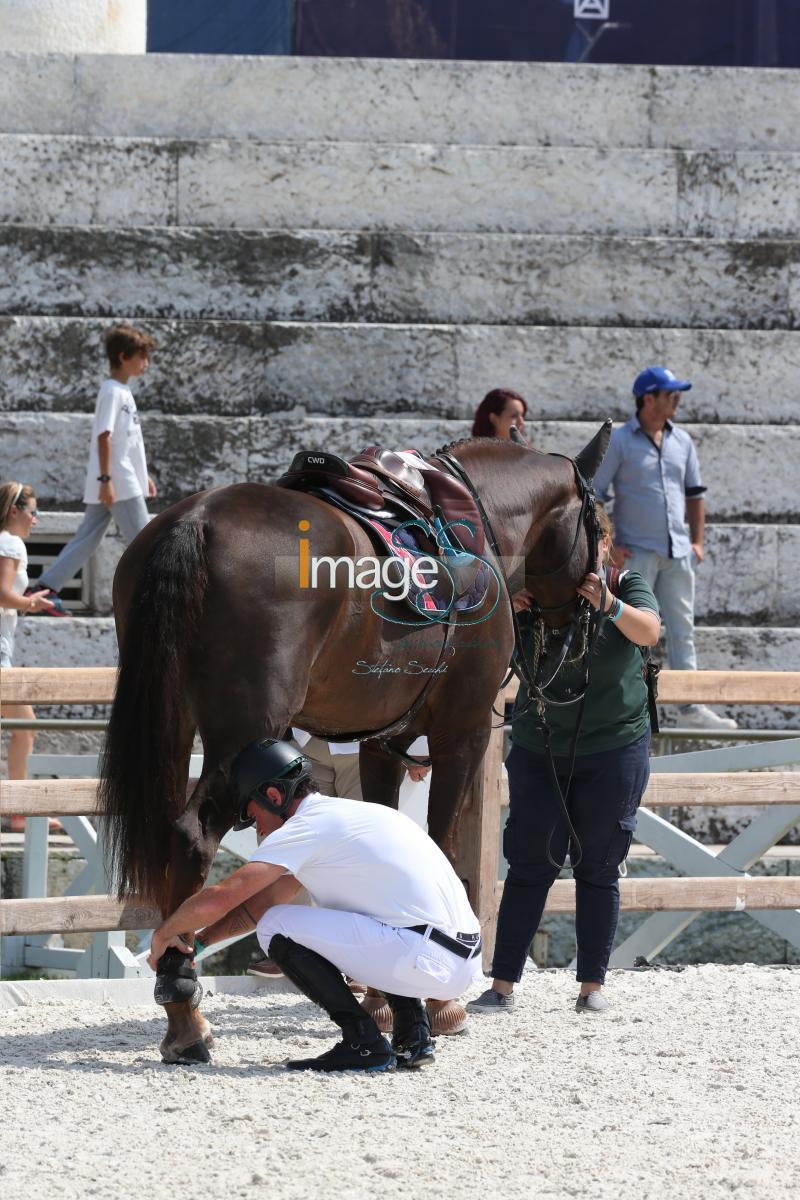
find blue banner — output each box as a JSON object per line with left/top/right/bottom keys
{"left": 147, "top": 0, "right": 294, "bottom": 55}
{"left": 146, "top": 0, "right": 800, "bottom": 67}
{"left": 293, "top": 0, "right": 800, "bottom": 67}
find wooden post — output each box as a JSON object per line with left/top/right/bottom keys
{"left": 453, "top": 724, "right": 505, "bottom": 969}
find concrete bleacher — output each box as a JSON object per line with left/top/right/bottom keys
{"left": 1, "top": 52, "right": 798, "bottom": 721}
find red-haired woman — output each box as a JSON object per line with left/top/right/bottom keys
{"left": 471, "top": 388, "right": 528, "bottom": 440}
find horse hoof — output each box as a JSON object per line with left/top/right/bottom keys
{"left": 426, "top": 999, "right": 468, "bottom": 1036}
{"left": 360, "top": 990, "right": 392, "bottom": 1034}
{"left": 160, "top": 1038, "right": 212, "bottom": 1065}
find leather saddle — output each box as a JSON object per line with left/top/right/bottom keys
{"left": 276, "top": 445, "right": 486, "bottom": 560}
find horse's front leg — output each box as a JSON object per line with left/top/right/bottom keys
{"left": 426, "top": 723, "right": 492, "bottom": 864}
{"left": 156, "top": 769, "right": 227, "bottom": 1065}
{"left": 358, "top": 738, "right": 408, "bottom": 808}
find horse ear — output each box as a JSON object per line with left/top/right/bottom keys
{"left": 575, "top": 419, "right": 613, "bottom": 480}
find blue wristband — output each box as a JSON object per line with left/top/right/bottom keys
{"left": 608, "top": 598, "right": 624, "bottom": 623}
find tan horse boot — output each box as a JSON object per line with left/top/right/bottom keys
{"left": 426, "top": 998, "right": 468, "bottom": 1036}
{"left": 360, "top": 986, "right": 393, "bottom": 1033}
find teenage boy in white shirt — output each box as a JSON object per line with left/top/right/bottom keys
{"left": 27, "top": 324, "right": 158, "bottom": 614}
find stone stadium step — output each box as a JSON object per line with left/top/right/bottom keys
{"left": 28, "top": 511, "right": 800, "bottom": 626}
{"left": 3, "top": 54, "right": 800, "bottom": 153}
{"left": 3, "top": 227, "right": 799, "bottom": 331}
{"left": 4, "top": 136, "right": 800, "bottom": 239}
{"left": 4, "top": 412, "right": 798, "bottom": 521}
{"left": 2, "top": 315, "right": 800, "bottom": 426}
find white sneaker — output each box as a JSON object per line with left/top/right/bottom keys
{"left": 679, "top": 704, "right": 738, "bottom": 731}
{"left": 575, "top": 992, "right": 610, "bottom": 1013}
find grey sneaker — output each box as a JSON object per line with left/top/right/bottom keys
{"left": 575, "top": 991, "right": 610, "bottom": 1013}
{"left": 466, "top": 988, "right": 514, "bottom": 1014}
{"left": 679, "top": 704, "right": 738, "bottom": 731}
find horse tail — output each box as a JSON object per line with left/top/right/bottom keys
{"left": 100, "top": 514, "right": 207, "bottom": 906}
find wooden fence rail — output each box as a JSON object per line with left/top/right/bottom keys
{"left": 5, "top": 666, "right": 800, "bottom": 708}
{"left": 2, "top": 666, "right": 799, "bottom": 974}
{"left": 1, "top": 667, "right": 116, "bottom": 705}
{"left": 6, "top": 771, "right": 800, "bottom": 819}
{"left": 4, "top": 875, "right": 800, "bottom": 938}
{"left": 501, "top": 671, "right": 800, "bottom": 706}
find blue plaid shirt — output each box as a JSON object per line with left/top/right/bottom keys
{"left": 592, "top": 416, "right": 706, "bottom": 558}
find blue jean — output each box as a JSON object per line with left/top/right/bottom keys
{"left": 623, "top": 547, "right": 696, "bottom": 671}
{"left": 492, "top": 734, "right": 651, "bottom": 984}
{"left": 38, "top": 496, "right": 149, "bottom": 593}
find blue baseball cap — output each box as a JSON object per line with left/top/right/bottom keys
{"left": 633, "top": 367, "right": 692, "bottom": 397}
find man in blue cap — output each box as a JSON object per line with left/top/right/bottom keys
{"left": 592, "top": 366, "right": 737, "bottom": 730}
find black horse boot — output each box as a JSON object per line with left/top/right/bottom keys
{"left": 154, "top": 946, "right": 209, "bottom": 1064}
{"left": 154, "top": 946, "right": 202, "bottom": 1006}
{"left": 268, "top": 934, "right": 395, "bottom": 1073}
{"left": 384, "top": 993, "right": 435, "bottom": 1069}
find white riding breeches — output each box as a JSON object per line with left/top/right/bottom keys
{"left": 257, "top": 904, "right": 484, "bottom": 1001}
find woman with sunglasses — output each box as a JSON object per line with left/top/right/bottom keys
{"left": 0, "top": 482, "right": 57, "bottom": 827}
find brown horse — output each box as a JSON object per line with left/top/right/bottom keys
{"left": 101, "top": 427, "right": 609, "bottom": 1061}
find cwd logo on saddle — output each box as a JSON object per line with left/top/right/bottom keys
{"left": 295, "top": 518, "right": 501, "bottom": 627}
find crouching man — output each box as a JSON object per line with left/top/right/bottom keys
{"left": 148, "top": 739, "right": 483, "bottom": 1073}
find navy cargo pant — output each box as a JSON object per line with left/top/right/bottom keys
{"left": 492, "top": 732, "right": 650, "bottom": 985}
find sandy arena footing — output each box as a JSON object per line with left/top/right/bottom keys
{"left": 0, "top": 964, "right": 797, "bottom": 1200}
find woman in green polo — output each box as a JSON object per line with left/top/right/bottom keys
{"left": 469, "top": 508, "right": 660, "bottom": 1015}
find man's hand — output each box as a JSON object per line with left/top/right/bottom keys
{"left": 407, "top": 763, "right": 431, "bottom": 783}
{"left": 610, "top": 544, "right": 632, "bottom": 567}
{"left": 147, "top": 475, "right": 158, "bottom": 498}
{"left": 691, "top": 542, "right": 704, "bottom": 565}
{"left": 99, "top": 480, "right": 116, "bottom": 509}
{"left": 147, "top": 927, "right": 194, "bottom": 972}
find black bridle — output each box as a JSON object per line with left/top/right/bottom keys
{"left": 515, "top": 456, "right": 604, "bottom": 703}
{"left": 436, "top": 450, "right": 602, "bottom": 701}
{"left": 436, "top": 448, "right": 608, "bottom": 868}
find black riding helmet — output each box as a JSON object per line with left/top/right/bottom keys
{"left": 231, "top": 737, "right": 314, "bottom": 829}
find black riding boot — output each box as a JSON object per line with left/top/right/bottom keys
{"left": 268, "top": 935, "right": 395, "bottom": 1072}
{"left": 383, "top": 993, "right": 435, "bottom": 1068}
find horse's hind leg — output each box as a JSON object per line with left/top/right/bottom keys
{"left": 157, "top": 766, "right": 230, "bottom": 1065}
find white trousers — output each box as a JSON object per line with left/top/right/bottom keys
{"left": 258, "top": 904, "right": 484, "bottom": 1001}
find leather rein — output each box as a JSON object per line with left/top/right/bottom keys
{"left": 435, "top": 449, "right": 605, "bottom": 715}
{"left": 436, "top": 449, "right": 607, "bottom": 869}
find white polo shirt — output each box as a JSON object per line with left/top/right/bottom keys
{"left": 250, "top": 792, "right": 478, "bottom": 937}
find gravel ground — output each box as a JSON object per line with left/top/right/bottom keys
{"left": 1, "top": 965, "right": 797, "bottom": 1200}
